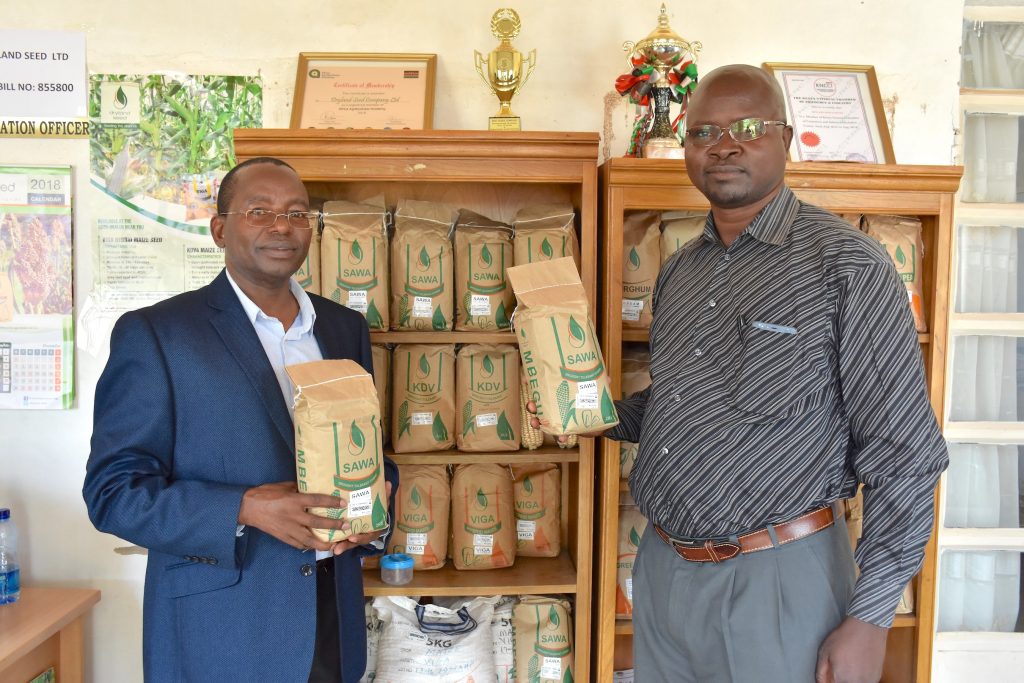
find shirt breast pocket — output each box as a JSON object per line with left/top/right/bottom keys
{"left": 730, "top": 317, "right": 831, "bottom": 419}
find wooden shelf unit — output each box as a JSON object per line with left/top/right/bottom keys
{"left": 235, "top": 128, "right": 599, "bottom": 682}
{"left": 594, "top": 158, "right": 961, "bottom": 682}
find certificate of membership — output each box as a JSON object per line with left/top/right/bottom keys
{"left": 779, "top": 71, "right": 882, "bottom": 163}
{"left": 298, "top": 61, "right": 429, "bottom": 130}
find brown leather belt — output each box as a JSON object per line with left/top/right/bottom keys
{"left": 654, "top": 506, "right": 834, "bottom": 564}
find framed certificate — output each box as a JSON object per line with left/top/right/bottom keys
{"left": 763, "top": 63, "right": 894, "bottom": 164}
{"left": 291, "top": 52, "right": 436, "bottom": 130}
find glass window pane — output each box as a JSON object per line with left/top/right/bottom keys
{"left": 961, "top": 113, "right": 1024, "bottom": 203}
{"left": 945, "top": 444, "right": 1023, "bottom": 528}
{"left": 948, "top": 336, "right": 1024, "bottom": 421}
{"left": 955, "top": 224, "right": 1023, "bottom": 313}
{"left": 938, "top": 550, "right": 1023, "bottom": 632}
{"left": 962, "top": 20, "right": 1024, "bottom": 89}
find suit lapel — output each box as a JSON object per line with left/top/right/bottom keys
{"left": 207, "top": 272, "right": 294, "bottom": 448}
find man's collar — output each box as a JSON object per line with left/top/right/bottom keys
{"left": 224, "top": 269, "right": 317, "bottom": 332}
{"left": 705, "top": 185, "right": 799, "bottom": 247}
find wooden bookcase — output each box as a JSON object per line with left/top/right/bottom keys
{"left": 594, "top": 158, "right": 962, "bottom": 682}
{"left": 234, "top": 129, "right": 599, "bottom": 682}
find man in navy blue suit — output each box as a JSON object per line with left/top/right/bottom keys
{"left": 84, "top": 157, "right": 397, "bottom": 682}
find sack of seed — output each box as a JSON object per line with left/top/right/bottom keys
{"left": 391, "top": 344, "right": 456, "bottom": 453}
{"left": 321, "top": 197, "right": 389, "bottom": 329}
{"left": 391, "top": 199, "right": 456, "bottom": 331}
{"left": 286, "top": 359, "right": 388, "bottom": 540}
{"left": 507, "top": 257, "right": 618, "bottom": 436}
{"left": 512, "top": 596, "right": 575, "bottom": 683}
{"left": 513, "top": 202, "right": 581, "bottom": 270}
{"left": 456, "top": 344, "right": 520, "bottom": 452}
{"left": 454, "top": 210, "right": 515, "bottom": 331}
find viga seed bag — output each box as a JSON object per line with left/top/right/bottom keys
{"left": 513, "top": 596, "right": 575, "bottom": 683}
{"left": 507, "top": 257, "right": 619, "bottom": 436}
{"left": 286, "top": 359, "right": 388, "bottom": 540}
{"left": 321, "top": 197, "right": 389, "bottom": 329}
{"left": 660, "top": 210, "right": 706, "bottom": 264}
{"left": 621, "top": 210, "right": 661, "bottom": 329}
{"left": 513, "top": 202, "right": 581, "bottom": 271}
{"left": 511, "top": 464, "right": 561, "bottom": 558}
{"left": 386, "top": 464, "right": 449, "bottom": 570}
{"left": 391, "top": 199, "right": 456, "bottom": 331}
{"left": 391, "top": 344, "right": 456, "bottom": 453}
{"left": 457, "top": 344, "right": 521, "bottom": 452}
{"left": 451, "top": 463, "right": 516, "bottom": 570}
{"left": 455, "top": 210, "right": 515, "bottom": 331}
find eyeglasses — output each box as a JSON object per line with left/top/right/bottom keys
{"left": 219, "top": 209, "right": 319, "bottom": 230}
{"left": 684, "top": 117, "right": 788, "bottom": 147}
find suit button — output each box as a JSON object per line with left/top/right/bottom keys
{"left": 301, "top": 563, "right": 314, "bottom": 577}
{"left": 208, "top": 558, "right": 218, "bottom": 565}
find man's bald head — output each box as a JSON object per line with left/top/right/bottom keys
{"left": 689, "top": 65, "right": 787, "bottom": 122}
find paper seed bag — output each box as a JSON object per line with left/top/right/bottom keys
{"left": 455, "top": 210, "right": 515, "bottom": 331}
{"left": 622, "top": 210, "right": 661, "bottom": 329}
{"left": 457, "top": 344, "right": 521, "bottom": 452}
{"left": 513, "top": 596, "right": 575, "bottom": 683}
{"left": 513, "top": 203, "right": 581, "bottom": 271}
{"left": 511, "top": 464, "right": 561, "bottom": 558}
{"left": 295, "top": 214, "right": 321, "bottom": 295}
{"left": 386, "top": 464, "right": 449, "bottom": 570}
{"left": 864, "top": 214, "right": 928, "bottom": 332}
{"left": 321, "top": 197, "right": 389, "bottom": 329}
{"left": 660, "top": 211, "right": 705, "bottom": 264}
{"left": 507, "top": 257, "right": 619, "bottom": 436}
{"left": 371, "top": 344, "right": 391, "bottom": 447}
{"left": 617, "top": 502, "right": 648, "bottom": 618}
{"left": 391, "top": 199, "right": 456, "bottom": 331}
{"left": 286, "top": 359, "right": 388, "bottom": 540}
{"left": 391, "top": 344, "right": 456, "bottom": 453}
{"left": 451, "top": 463, "right": 516, "bottom": 570}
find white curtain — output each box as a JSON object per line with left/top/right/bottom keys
{"left": 962, "top": 21, "right": 1024, "bottom": 89}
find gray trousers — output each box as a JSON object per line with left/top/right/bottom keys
{"left": 632, "top": 509, "right": 856, "bottom": 682}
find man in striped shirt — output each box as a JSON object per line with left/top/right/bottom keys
{"left": 610, "top": 65, "right": 946, "bottom": 682}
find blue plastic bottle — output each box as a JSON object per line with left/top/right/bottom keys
{"left": 0, "top": 508, "right": 20, "bottom": 604}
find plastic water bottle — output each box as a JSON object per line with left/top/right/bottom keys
{"left": 0, "top": 508, "right": 20, "bottom": 604}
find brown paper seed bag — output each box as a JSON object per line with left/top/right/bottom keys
{"left": 507, "top": 257, "right": 619, "bottom": 436}
{"left": 386, "top": 464, "right": 449, "bottom": 570}
{"left": 391, "top": 344, "right": 456, "bottom": 453}
{"left": 513, "top": 202, "right": 581, "bottom": 271}
{"left": 660, "top": 210, "right": 706, "bottom": 264}
{"left": 455, "top": 210, "right": 515, "bottom": 331}
{"left": 295, "top": 214, "right": 321, "bottom": 295}
{"left": 450, "top": 463, "right": 516, "bottom": 570}
{"left": 390, "top": 199, "right": 456, "bottom": 331}
{"left": 619, "top": 348, "right": 651, "bottom": 479}
{"left": 513, "top": 596, "right": 575, "bottom": 683}
{"left": 622, "top": 210, "right": 661, "bottom": 329}
{"left": 371, "top": 344, "right": 391, "bottom": 447}
{"left": 864, "top": 214, "right": 928, "bottom": 333}
{"left": 511, "top": 464, "right": 561, "bottom": 558}
{"left": 286, "top": 359, "right": 388, "bottom": 540}
{"left": 457, "top": 344, "right": 521, "bottom": 452}
{"left": 321, "top": 197, "right": 388, "bottom": 329}
{"left": 617, "top": 504, "right": 648, "bottom": 618}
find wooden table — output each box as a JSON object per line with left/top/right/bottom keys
{"left": 0, "top": 587, "right": 100, "bottom": 683}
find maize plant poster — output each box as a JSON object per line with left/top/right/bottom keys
{"left": 0, "top": 165, "right": 75, "bottom": 409}
{"left": 80, "top": 73, "right": 261, "bottom": 353}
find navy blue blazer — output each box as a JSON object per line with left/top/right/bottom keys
{"left": 84, "top": 270, "right": 397, "bottom": 682}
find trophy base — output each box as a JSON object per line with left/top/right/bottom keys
{"left": 643, "top": 137, "right": 685, "bottom": 159}
{"left": 489, "top": 116, "right": 522, "bottom": 132}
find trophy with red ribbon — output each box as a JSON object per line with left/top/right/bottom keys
{"left": 616, "top": 4, "right": 700, "bottom": 158}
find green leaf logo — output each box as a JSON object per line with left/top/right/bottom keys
{"left": 601, "top": 388, "right": 617, "bottom": 424}
{"left": 371, "top": 494, "right": 387, "bottom": 529}
{"left": 418, "top": 246, "right": 431, "bottom": 269}
{"left": 366, "top": 299, "right": 383, "bottom": 329}
{"left": 418, "top": 353, "right": 430, "bottom": 377}
{"left": 410, "top": 485, "right": 422, "bottom": 508}
{"left": 480, "top": 244, "right": 493, "bottom": 268}
{"left": 629, "top": 526, "right": 641, "bottom": 547}
{"left": 114, "top": 85, "right": 128, "bottom": 109}
{"left": 349, "top": 239, "right": 364, "bottom": 263}
{"left": 348, "top": 420, "right": 366, "bottom": 454}
{"left": 431, "top": 304, "right": 447, "bottom": 330}
{"left": 541, "top": 237, "right": 554, "bottom": 259}
{"left": 496, "top": 301, "right": 509, "bottom": 329}
{"left": 482, "top": 354, "right": 495, "bottom": 375}
{"left": 549, "top": 606, "right": 560, "bottom": 627}
{"left": 894, "top": 244, "right": 907, "bottom": 268}
{"left": 496, "top": 411, "right": 514, "bottom": 441}
{"left": 524, "top": 477, "right": 533, "bottom": 494}
{"left": 567, "top": 315, "right": 586, "bottom": 348}
{"left": 431, "top": 412, "right": 448, "bottom": 442}
{"left": 627, "top": 246, "right": 641, "bottom": 271}
{"left": 476, "top": 487, "right": 488, "bottom": 509}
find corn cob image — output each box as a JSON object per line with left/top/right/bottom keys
{"left": 520, "top": 390, "right": 544, "bottom": 450}
{"left": 462, "top": 399, "right": 476, "bottom": 437}
{"left": 556, "top": 380, "right": 576, "bottom": 430}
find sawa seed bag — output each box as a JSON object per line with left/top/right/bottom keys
{"left": 321, "top": 197, "right": 388, "bottom": 329}
{"left": 386, "top": 464, "right": 449, "bottom": 570}
{"left": 455, "top": 210, "right": 515, "bottom": 331}
{"left": 295, "top": 217, "right": 321, "bottom": 295}
{"left": 391, "top": 344, "right": 456, "bottom": 453}
{"left": 391, "top": 199, "right": 456, "bottom": 331}
{"left": 507, "top": 257, "right": 619, "bottom": 436}
{"left": 513, "top": 203, "right": 581, "bottom": 271}
{"left": 622, "top": 210, "right": 661, "bottom": 329}
{"left": 660, "top": 211, "right": 706, "bottom": 264}
{"left": 864, "top": 214, "right": 928, "bottom": 332}
{"left": 513, "top": 596, "right": 575, "bottom": 683}
{"left": 512, "top": 464, "right": 561, "bottom": 558}
{"left": 286, "top": 359, "right": 388, "bottom": 540}
{"left": 372, "top": 344, "right": 391, "bottom": 447}
{"left": 451, "top": 463, "right": 516, "bottom": 570}
{"left": 617, "top": 503, "right": 648, "bottom": 618}
{"left": 619, "top": 349, "right": 651, "bottom": 479}
{"left": 457, "top": 344, "right": 520, "bottom": 452}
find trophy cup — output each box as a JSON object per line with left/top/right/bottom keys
{"left": 474, "top": 8, "right": 537, "bottom": 131}
{"left": 617, "top": 4, "right": 700, "bottom": 158}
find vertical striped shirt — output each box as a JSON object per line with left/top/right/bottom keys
{"left": 610, "top": 186, "right": 948, "bottom": 627}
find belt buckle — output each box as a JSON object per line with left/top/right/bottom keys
{"left": 701, "top": 539, "right": 740, "bottom": 563}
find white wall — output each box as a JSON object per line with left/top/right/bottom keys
{"left": 0, "top": 1, "right": 966, "bottom": 680}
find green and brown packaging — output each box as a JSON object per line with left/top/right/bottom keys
{"left": 285, "top": 359, "right": 388, "bottom": 540}
{"left": 513, "top": 596, "right": 575, "bottom": 683}
{"left": 513, "top": 202, "right": 581, "bottom": 271}
{"left": 454, "top": 210, "right": 515, "bottom": 331}
{"left": 507, "top": 257, "right": 618, "bottom": 436}
{"left": 295, "top": 211, "right": 321, "bottom": 295}
{"left": 622, "top": 210, "right": 661, "bottom": 329}
{"left": 617, "top": 496, "right": 648, "bottom": 619}
{"left": 511, "top": 464, "right": 561, "bottom": 558}
{"left": 321, "top": 197, "right": 388, "bottom": 329}
{"left": 619, "top": 347, "right": 651, "bottom": 479}
{"left": 450, "top": 463, "right": 516, "bottom": 570}
{"left": 391, "top": 199, "right": 456, "bottom": 331}
{"left": 456, "top": 344, "right": 520, "bottom": 452}
{"left": 371, "top": 344, "right": 391, "bottom": 447}
{"left": 660, "top": 210, "right": 705, "bottom": 264}
{"left": 391, "top": 344, "right": 456, "bottom": 453}
{"left": 386, "top": 464, "right": 449, "bottom": 570}
{"left": 864, "top": 214, "right": 927, "bottom": 333}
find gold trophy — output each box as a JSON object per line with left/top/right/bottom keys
{"left": 622, "top": 5, "right": 701, "bottom": 158}
{"left": 474, "top": 8, "right": 537, "bottom": 131}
